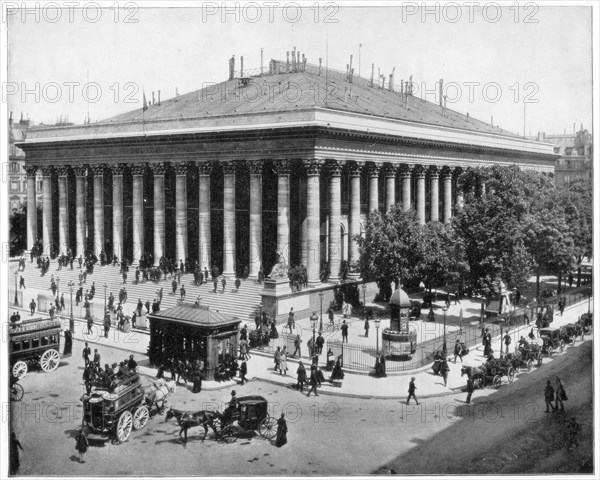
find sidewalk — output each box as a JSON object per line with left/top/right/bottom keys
{"left": 9, "top": 293, "right": 592, "bottom": 399}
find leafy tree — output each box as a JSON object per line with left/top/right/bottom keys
{"left": 9, "top": 206, "right": 27, "bottom": 257}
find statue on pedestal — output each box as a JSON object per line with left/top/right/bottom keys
{"left": 267, "top": 252, "right": 288, "bottom": 280}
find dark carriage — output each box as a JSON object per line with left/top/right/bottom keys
{"left": 515, "top": 341, "right": 543, "bottom": 367}
{"left": 461, "top": 364, "right": 502, "bottom": 389}
{"left": 560, "top": 323, "right": 582, "bottom": 346}
{"left": 538, "top": 327, "right": 565, "bottom": 356}
{"left": 215, "top": 396, "right": 278, "bottom": 443}
{"left": 504, "top": 349, "right": 534, "bottom": 373}
{"left": 10, "top": 318, "right": 62, "bottom": 379}
{"left": 81, "top": 372, "right": 150, "bottom": 443}
{"left": 578, "top": 313, "right": 593, "bottom": 334}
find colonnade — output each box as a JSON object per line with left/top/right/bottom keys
{"left": 25, "top": 160, "right": 465, "bottom": 285}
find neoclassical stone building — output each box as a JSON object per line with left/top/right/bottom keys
{"left": 18, "top": 59, "right": 556, "bottom": 285}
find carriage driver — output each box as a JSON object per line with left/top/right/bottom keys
{"left": 222, "top": 390, "right": 239, "bottom": 424}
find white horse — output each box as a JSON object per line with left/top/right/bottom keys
{"left": 145, "top": 379, "right": 176, "bottom": 414}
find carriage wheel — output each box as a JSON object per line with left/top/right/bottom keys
{"left": 526, "top": 359, "right": 533, "bottom": 373}
{"left": 547, "top": 346, "right": 554, "bottom": 356}
{"left": 133, "top": 405, "right": 150, "bottom": 430}
{"left": 40, "top": 349, "right": 60, "bottom": 372}
{"left": 258, "top": 417, "right": 278, "bottom": 440}
{"left": 10, "top": 383, "right": 24, "bottom": 402}
{"left": 493, "top": 375, "right": 502, "bottom": 388}
{"left": 559, "top": 340, "right": 565, "bottom": 353}
{"left": 12, "top": 361, "right": 28, "bottom": 379}
{"left": 116, "top": 411, "right": 133, "bottom": 442}
{"left": 507, "top": 368, "right": 515, "bottom": 384}
{"left": 219, "top": 425, "right": 238, "bottom": 443}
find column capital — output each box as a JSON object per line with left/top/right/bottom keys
{"left": 89, "top": 164, "right": 106, "bottom": 176}
{"left": 303, "top": 159, "right": 324, "bottom": 175}
{"left": 55, "top": 165, "right": 70, "bottom": 176}
{"left": 327, "top": 160, "right": 342, "bottom": 177}
{"left": 40, "top": 166, "right": 54, "bottom": 176}
{"left": 146, "top": 163, "right": 166, "bottom": 175}
{"left": 367, "top": 161, "right": 382, "bottom": 177}
{"left": 383, "top": 163, "right": 399, "bottom": 177}
{"left": 427, "top": 165, "right": 440, "bottom": 178}
{"left": 273, "top": 159, "right": 292, "bottom": 175}
{"left": 452, "top": 166, "right": 464, "bottom": 179}
{"left": 413, "top": 164, "right": 426, "bottom": 179}
{"left": 399, "top": 163, "right": 415, "bottom": 178}
{"left": 197, "top": 161, "right": 214, "bottom": 175}
{"left": 129, "top": 163, "right": 146, "bottom": 176}
{"left": 171, "top": 161, "right": 189, "bottom": 175}
{"left": 346, "top": 161, "right": 365, "bottom": 176}
{"left": 24, "top": 165, "right": 38, "bottom": 177}
{"left": 221, "top": 161, "right": 237, "bottom": 175}
{"left": 246, "top": 160, "right": 263, "bottom": 174}
{"left": 73, "top": 166, "right": 87, "bottom": 177}
{"left": 112, "top": 164, "right": 127, "bottom": 176}
{"left": 441, "top": 166, "right": 454, "bottom": 179}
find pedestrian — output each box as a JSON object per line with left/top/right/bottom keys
{"left": 428, "top": 307, "right": 435, "bottom": 322}
{"left": 544, "top": 379, "right": 556, "bottom": 413}
{"left": 82, "top": 341, "right": 91, "bottom": 366}
{"left": 131, "top": 312, "right": 137, "bottom": 329}
{"left": 60, "top": 293, "right": 65, "bottom": 311}
{"left": 239, "top": 360, "right": 248, "bottom": 385}
{"left": 566, "top": 417, "right": 581, "bottom": 450}
{"left": 288, "top": 308, "right": 295, "bottom": 333}
{"left": 221, "top": 276, "right": 227, "bottom": 292}
{"left": 213, "top": 278, "right": 218, "bottom": 293}
{"left": 275, "top": 413, "right": 288, "bottom": 447}
{"left": 441, "top": 360, "right": 450, "bottom": 387}
{"left": 19, "top": 275, "right": 25, "bottom": 289}
{"left": 406, "top": 376, "right": 419, "bottom": 405}
{"left": 29, "top": 298, "right": 36, "bottom": 315}
{"left": 122, "top": 271, "right": 127, "bottom": 284}
{"left": 307, "top": 365, "right": 319, "bottom": 397}
{"left": 293, "top": 334, "right": 302, "bottom": 358}
{"left": 465, "top": 375, "right": 475, "bottom": 404}
{"left": 453, "top": 339, "right": 463, "bottom": 364}
{"left": 103, "top": 312, "right": 111, "bottom": 338}
{"left": 49, "top": 303, "right": 55, "bottom": 319}
{"left": 127, "top": 354, "right": 138, "bottom": 371}
{"left": 10, "top": 432, "right": 24, "bottom": 475}
{"left": 279, "top": 347, "right": 288, "bottom": 376}
{"left": 192, "top": 361, "right": 203, "bottom": 393}
{"left": 75, "top": 428, "right": 89, "bottom": 463}
{"left": 528, "top": 327, "right": 536, "bottom": 341}
{"left": 555, "top": 377, "right": 567, "bottom": 412}
{"left": 341, "top": 320, "right": 349, "bottom": 343}
{"left": 180, "top": 285, "right": 186, "bottom": 301}
{"left": 364, "top": 317, "right": 370, "bottom": 337}
{"left": 445, "top": 292, "right": 450, "bottom": 308}
{"left": 87, "top": 316, "right": 94, "bottom": 335}
{"left": 559, "top": 297, "right": 566, "bottom": 316}
{"left": 274, "top": 346, "right": 281, "bottom": 373}
{"left": 235, "top": 278, "right": 241, "bottom": 292}
{"left": 328, "top": 306, "right": 334, "bottom": 327}
{"left": 524, "top": 311, "right": 530, "bottom": 326}
{"left": 93, "top": 349, "right": 100, "bottom": 369}
{"left": 145, "top": 299, "right": 151, "bottom": 315}
{"left": 239, "top": 339, "right": 250, "bottom": 360}
{"left": 316, "top": 333, "right": 324, "bottom": 355}
{"left": 503, "top": 332, "right": 512, "bottom": 354}
{"left": 296, "top": 361, "right": 307, "bottom": 392}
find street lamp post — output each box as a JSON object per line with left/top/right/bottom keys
{"left": 442, "top": 305, "right": 448, "bottom": 356}
{"left": 374, "top": 317, "right": 381, "bottom": 354}
{"left": 68, "top": 280, "right": 74, "bottom": 333}
{"left": 361, "top": 283, "right": 367, "bottom": 319}
{"left": 310, "top": 314, "right": 318, "bottom": 354}
{"left": 14, "top": 271, "right": 19, "bottom": 306}
{"left": 103, "top": 283, "right": 108, "bottom": 312}
{"left": 318, "top": 291, "right": 324, "bottom": 334}
{"left": 56, "top": 276, "right": 60, "bottom": 297}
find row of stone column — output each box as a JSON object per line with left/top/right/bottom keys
{"left": 25, "top": 160, "right": 464, "bottom": 285}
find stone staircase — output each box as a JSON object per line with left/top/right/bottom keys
{"left": 10, "top": 259, "right": 262, "bottom": 321}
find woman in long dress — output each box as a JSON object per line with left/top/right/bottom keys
{"left": 279, "top": 347, "right": 288, "bottom": 376}
{"left": 275, "top": 413, "right": 287, "bottom": 447}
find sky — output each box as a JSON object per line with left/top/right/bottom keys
{"left": 4, "top": 1, "right": 595, "bottom": 136}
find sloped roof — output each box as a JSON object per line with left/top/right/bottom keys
{"left": 101, "top": 62, "right": 519, "bottom": 138}
{"left": 148, "top": 303, "right": 240, "bottom": 328}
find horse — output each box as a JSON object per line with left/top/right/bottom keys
{"left": 165, "top": 407, "right": 220, "bottom": 444}
{"left": 145, "top": 379, "right": 176, "bottom": 414}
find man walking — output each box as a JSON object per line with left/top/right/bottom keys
{"left": 239, "top": 360, "right": 248, "bottom": 385}
{"left": 288, "top": 308, "right": 295, "bottom": 333}
{"left": 29, "top": 298, "right": 36, "bottom": 315}
{"left": 75, "top": 428, "right": 89, "bottom": 463}
{"left": 307, "top": 365, "right": 319, "bottom": 397}
{"left": 293, "top": 334, "right": 302, "bottom": 358}
{"left": 466, "top": 375, "right": 475, "bottom": 404}
{"left": 341, "top": 320, "right": 349, "bottom": 343}
{"left": 503, "top": 332, "right": 512, "bottom": 354}
{"left": 555, "top": 377, "right": 567, "bottom": 412}
{"left": 544, "top": 379, "right": 556, "bottom": 413}
{"left": 19, "top": 276, "right": 25, "bottom": 289}
{"left": 566, "top": 417, "right": 581, "bottom": 450}
{"left": 274, "top": 346, "right": 281, "bottom": 373}
{"left": 316, "top": 333, "right": 324, "bottom": 355}
{"left": 296, "top": 361, "right": 307, "bottom": 392}
{"left": 82, "top": 342, "right": 91, "bottom": 366}
{"left": 406, "top": 376, "right": 419, "bottom": 405}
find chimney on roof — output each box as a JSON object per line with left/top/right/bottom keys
{"left": 176, "top": 87, "right": 179, "bottom": 101}
{"left": 389, "top": 68, "right": 395, "bottom": 91}
{"left": 229, "top": 55, "right": 235, "bottom": 80}
{"left": 20, "top": 112, "right": 24, "bottom": 122}
{"left": 152, "top": 91, "right": 155, "bottom": 105}
{"left": 349, "top": 55, "right": 353, "bottom": 82}
{"left": 573, "top": 122, "right": 576, "bottom": 134}
{"left": 240, "top": 56, "right": 244, "bottom": 77}
{"left": 381, "top": 76, "right": 386, "bottom": 89}
{"left": 443, "top": 95, "right": 447, "bottom": 110}
{"left": 491, "top": 116, "right": 493, "bottom": 127}
{"left": 378, "top": 67, "right": 381, "bottom": 87}
{"left": 466, "top": 113, "right": 469, "bottom": 122}
{"left": 318, "top": 58, "right": 322, "bottom": 76}
{"left": 302, "top": 54, "right": 306, "bottom": 71}
{"left": 260, "top": 48, "right": 264, "bottom": 75}
{"left": 401, "top": 79, "right": 404, "bottom": 95}
{"left": 297, "top": 51, "right": 300, "bottom": 70}
{"left": 292, "top": 46, "right": 296, "bottom": 70}
{"left": 286, "top": 51, "right": 290, "bottom": 72}
{"left": 158, "top": 90, "right": 161, "bottom": 106}
{"left": 346, "top": 64, "right": 350, "bottom": 80}
{"left": 370, "top": 64, "right": 374, "bottom": 87}
{"left": 439, "top": 79, "right": 443, "bottom": 107}
{"left": 9, "top": 111, "right": 13, "bottom": 127}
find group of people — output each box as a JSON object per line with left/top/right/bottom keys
{"left": 82, "top": 343, "right": 139, "bottom": 394}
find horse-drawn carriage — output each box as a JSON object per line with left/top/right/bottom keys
{"left": 578, "top": 312, "right": 593, "bottom": 335}
{"left": 10, "top": 376, "right": 24, "bottom": 402}
{"left": 560, "top": 323, "right": 583, "bottom": 346}
{"left": 166, "top": 395, "right": 278, "bottom": 445}
{"left": 461, "top": 357, "right": 515, "bottom": 389}
{"left": 82, "top": 372, "right": 175, "bottom": 443}
{"left": 10, "top": 318, "right": 62, "bottom": 379}
{"left": 538, "top": 327, "right": 565, "bottom": 357}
